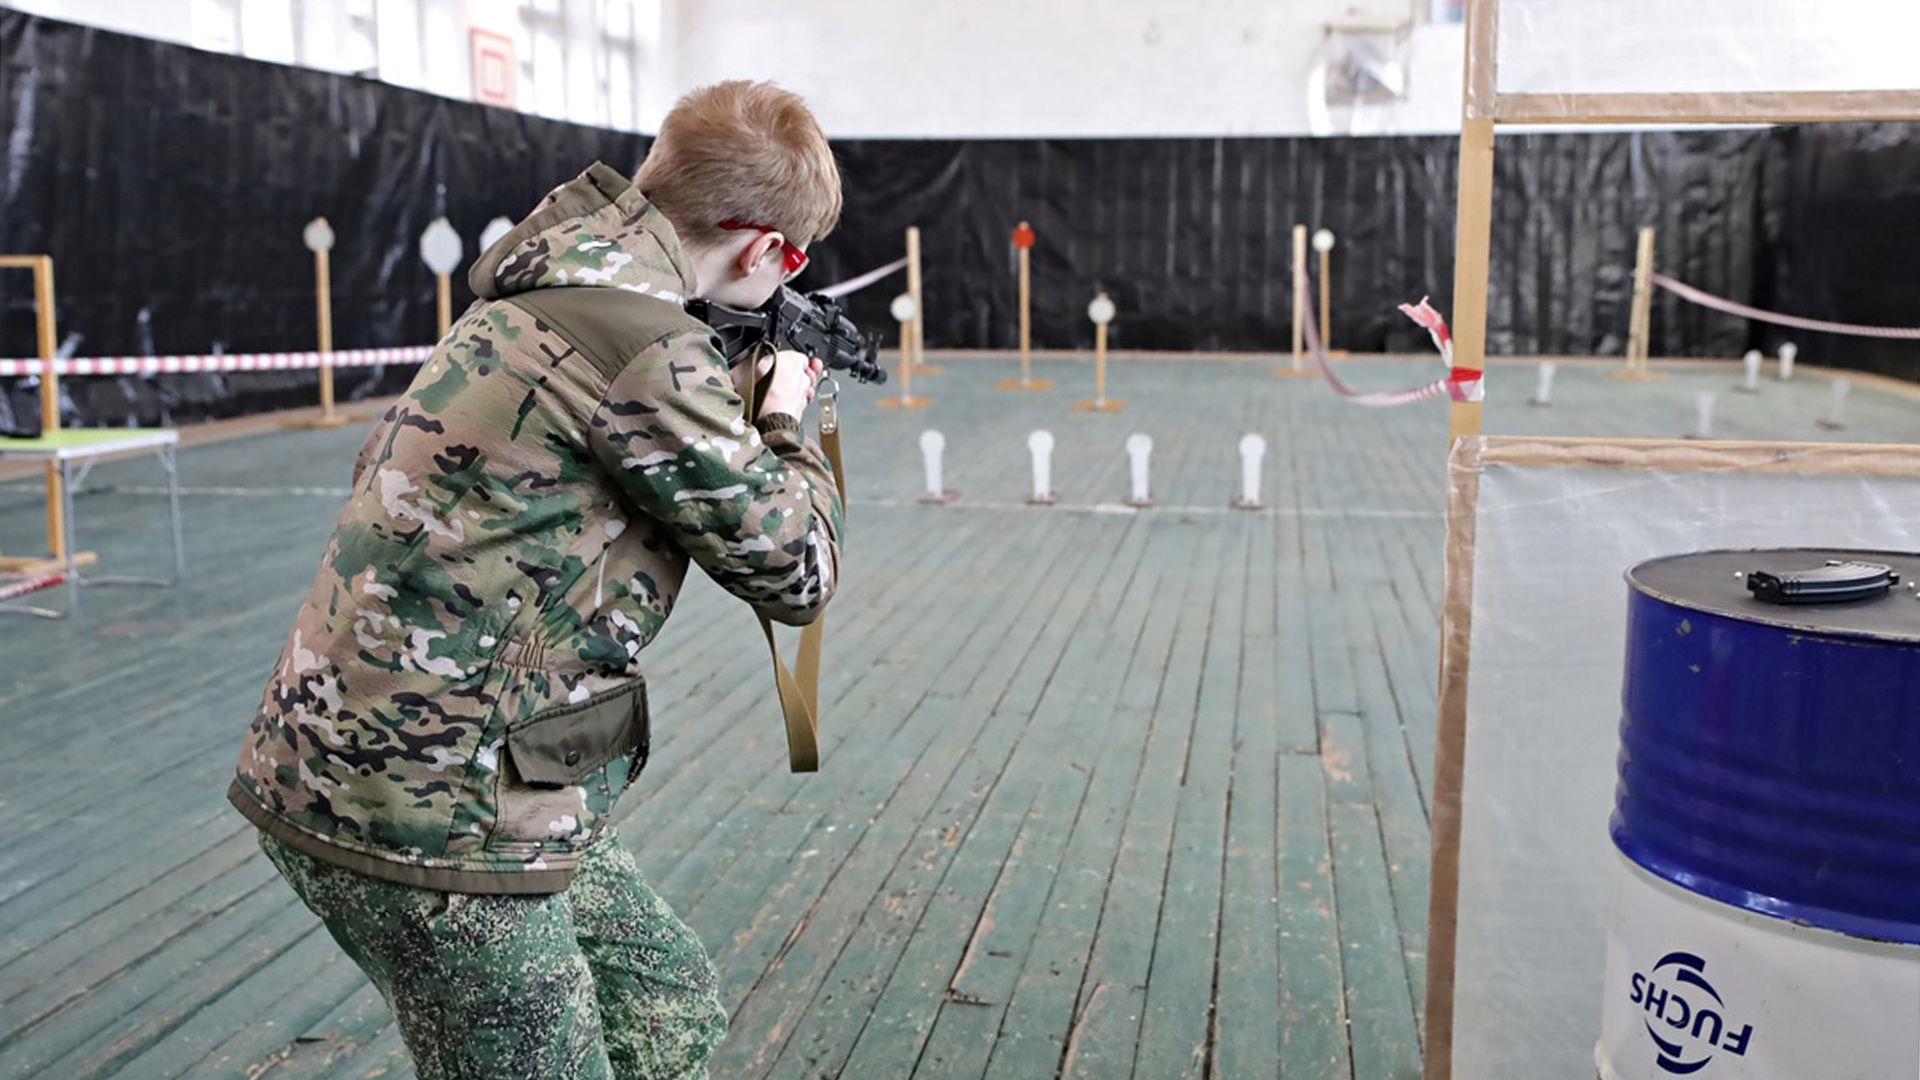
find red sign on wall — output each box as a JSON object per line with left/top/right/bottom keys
{"left": 471, "top": 29, "right": 517, "bottom": 109}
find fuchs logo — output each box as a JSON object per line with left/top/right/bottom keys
{"left": 1629, "top": 952, "right": 1754, "bottom": 1074}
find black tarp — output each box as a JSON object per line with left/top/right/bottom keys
{"left": 821, "top": 131, "right": 1779, "bottom": 362}
{"left": 3, "top": 9, "right": 1916, "bottom": 427}
{"left": 1762, "top": 124, "right": 1920, "bottom": 381}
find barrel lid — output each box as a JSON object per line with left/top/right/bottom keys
{"left": 1627, "top": 548, "right": 1920, "bottom": 643}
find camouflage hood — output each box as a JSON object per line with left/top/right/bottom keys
{"left": 469, "top": 161, "right": 697, "bottom": 305}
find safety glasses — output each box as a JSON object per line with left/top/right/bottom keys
{"left": 717, "top": 219, "right": 808, "bottom": 278}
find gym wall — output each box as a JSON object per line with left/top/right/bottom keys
{"left": 664, "top": 0, "right": 1467, "bottom": 138}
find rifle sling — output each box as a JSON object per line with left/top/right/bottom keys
{"left": 749, "top": 356, "right": 843, "bottom": 773}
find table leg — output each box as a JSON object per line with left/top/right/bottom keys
{"left": 62, "top": 457, "right": 78, "bottom": 615}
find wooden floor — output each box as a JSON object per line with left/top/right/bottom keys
{"left": 0, "top": 355, "right": 1911, "bottom": 1080}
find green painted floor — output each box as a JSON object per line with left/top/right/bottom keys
{"left": 0, "top": 354, "right": 1912, "bottom": 1080}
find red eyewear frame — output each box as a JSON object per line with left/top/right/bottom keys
{"left": 717, "top": 219, "right": 809, "bottom": 276}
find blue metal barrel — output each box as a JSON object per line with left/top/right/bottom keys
{"left": 1617, "top": 549, "right": 1920, "bottom": 944}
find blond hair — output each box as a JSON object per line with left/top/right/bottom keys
{"left": 636, "top": 81, "right": 842, "bottom": 250}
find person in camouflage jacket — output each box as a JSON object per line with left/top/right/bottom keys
{"left": 229, "top": 81, "right": 845, "bottom": 1079}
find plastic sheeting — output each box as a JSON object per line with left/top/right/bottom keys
{"left": 3, "top": 9, "right": 1919, "bottom": 428}
{"left": 1495, "top": 0, "right": 1920, "bottom": 100}
{"left": 1436, "top": 436, "right": 1920, "bottom": 1080}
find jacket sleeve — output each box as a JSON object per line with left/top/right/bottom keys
{"left": 588, "top": 329, "right": 843, "bottom": 626}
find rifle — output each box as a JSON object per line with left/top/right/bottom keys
{"left": 686, "top": 286, "right": 888, "bottom": 385}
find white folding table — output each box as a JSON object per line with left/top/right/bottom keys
{"left": 0, "top": 429, "right": 185, "bottom": 618}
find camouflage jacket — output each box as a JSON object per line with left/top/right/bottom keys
{"left": 229, "top": 162, "right": 842, "bottom": 893}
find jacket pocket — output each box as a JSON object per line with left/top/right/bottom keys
{"left": 505, "top": 679, "right": 649, "bottom": 789}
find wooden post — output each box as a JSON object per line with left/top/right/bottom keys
{"left": 0, "top": 253, "right": 96, "bottom": 573}
{"left": 898, "top": 334, "right": 915, "bottom": 400}
{"left": 1447, "top": 120, "right": 1495, "bottom": 447}
{"left": 1630, "top": 226, "right": 1653, "bottom": 374}
{"left": 907, "top": 226, "right": 922, "bottom": 372}
{"left": 876, "top": 294, "right": 931, "bottom": 409}
{"left": 1319, "top": 245, "right": 1333, "bottom": 353}
{"left": 1425, "top": 1, "right": 1497, "bottom": 1074}
{"left": 1094, "top": 320, "right": 1107, "bottom": 400}
{"left": 316, "top": 246, "right": 335, "bottom": 419}
{"left": 1019, "top": 241, "right": 1031, "bottom": 377}
{"left": 1616, "top": 226, "right": 1662, "bottom": 380}
{"left": 34, "top": 257, "right": 62, "bottom": 559}
{"left": 32, "top": 258, "right": 56, "bottom": 428}
{"left": 902, "top": 229, "right": 917, "bottom": 373}
{"left": 286, "top": 218, "right": 348, "bottom": 429}
{"left": 436, "top": 272, "right": 453, "bottom": 337}
{"left": 1278, "top": 225, "right": 1314, "bottom": 376}
{"left": 997, "top": 221, "right": 1050, "bottom": 391}
{"left": 1072, "top": 292, "right": 1124, "bottom": 412}
{"left": 905, "top": 226, "right": 939, "bottom": 376}
{"left": 1292, "top": 224, "right": 1306, "bottom": 368}
{"left": 419, "top": 217, "right": 463, "bottom": 339}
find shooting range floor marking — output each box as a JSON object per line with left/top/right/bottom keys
{"left": 0, "top": 483, "right": 357, "bottom": 499}
{"left": 858, "top": 496, "right": 1439, "bottom": 518}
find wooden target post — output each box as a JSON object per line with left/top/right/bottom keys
{"left": 1278, "top": 224, "right": 1315, "bottom": 376}
{"left": 0, "top": 254, "right": 82, "bottom": 573}
{"left": 1313, "top": 228, "right": 1348, "bottom": 358}
{"left": 996, "top": 221, "right": 1052, "bottom": 391}
{"left": 877, "top": 292, "right": 931, "bottom": 409}
{"left": 285, "top": 217, "right": 348, "bottom": 429}
{"left": 420, "top": 217, "right": 464, "bottom": 338}
{"left": 1072, "top": 291, "right": 1124, "bottom": 412}
{"left": 1614, "top": 225, "right": 1664, "bottom": 380}
{"left": 903, "top": 226, "right": 939, "bottom": 376}
{"left": 315, "top": 223, "right": 339, "bottom": 420}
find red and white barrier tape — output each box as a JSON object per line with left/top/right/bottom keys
{"left": 1299, "top": 259, "right": 1481, "bottom": 406}
{"left": 819, "top": 255, "right": 911, "bottom": 300}
{"left": 0, "top": 253, "right": 932, "bottom": 380}
{"left": 0, "top": 572, "right": 65, "bottom": 603}
{"left": 0, "top": 346, "right": 434, "bottom": 378}
{"left": 1652, "top": 273, "right": 1920, "bottom": 341}
{"left": 0, "top": 258, "right": 912, "bottom": 376}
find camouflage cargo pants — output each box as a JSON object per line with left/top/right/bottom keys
{"left": 260, "top": 829, "right": 726, "bottom": 1080}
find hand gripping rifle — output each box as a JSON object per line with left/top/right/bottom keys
{"left": 685, "top": 285, "right": 888, "bottom": 385}
{"left": 685, "top": 285, "right": 880, "bottom": 774}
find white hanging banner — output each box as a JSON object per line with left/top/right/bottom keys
{"left": 1496, "top": 0, "right": 1920, "bottom": 99}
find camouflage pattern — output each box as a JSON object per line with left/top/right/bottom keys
{"left": 261, "top": 828, "right": 726, "bottom": 1080}
{"left": 230, "top": 161, "right": 843, "bottom": 892}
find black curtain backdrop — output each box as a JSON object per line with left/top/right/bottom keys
{"left": 0, "top": 12, "right": 648, "bottom": 427}
{"left": 3, "top": 10, "right": 1916, "bottom": 426}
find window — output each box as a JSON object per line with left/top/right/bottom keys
{"left": 607, "top": 45, "right": 634, "bottom": 130}
{"left": 190, "top": 0, "right": 240, "bottom": 51}
{"left": 601, "top": 0, "right": 644, "bottom": 130}
{"left": 343, "top": 0, "right": 378, "bottom": 76}
{"left": 605, "top": 0, "right": 634, "bottom": 40}
{"left": 374, "top": 0, "right": 424, "bottom": 88}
